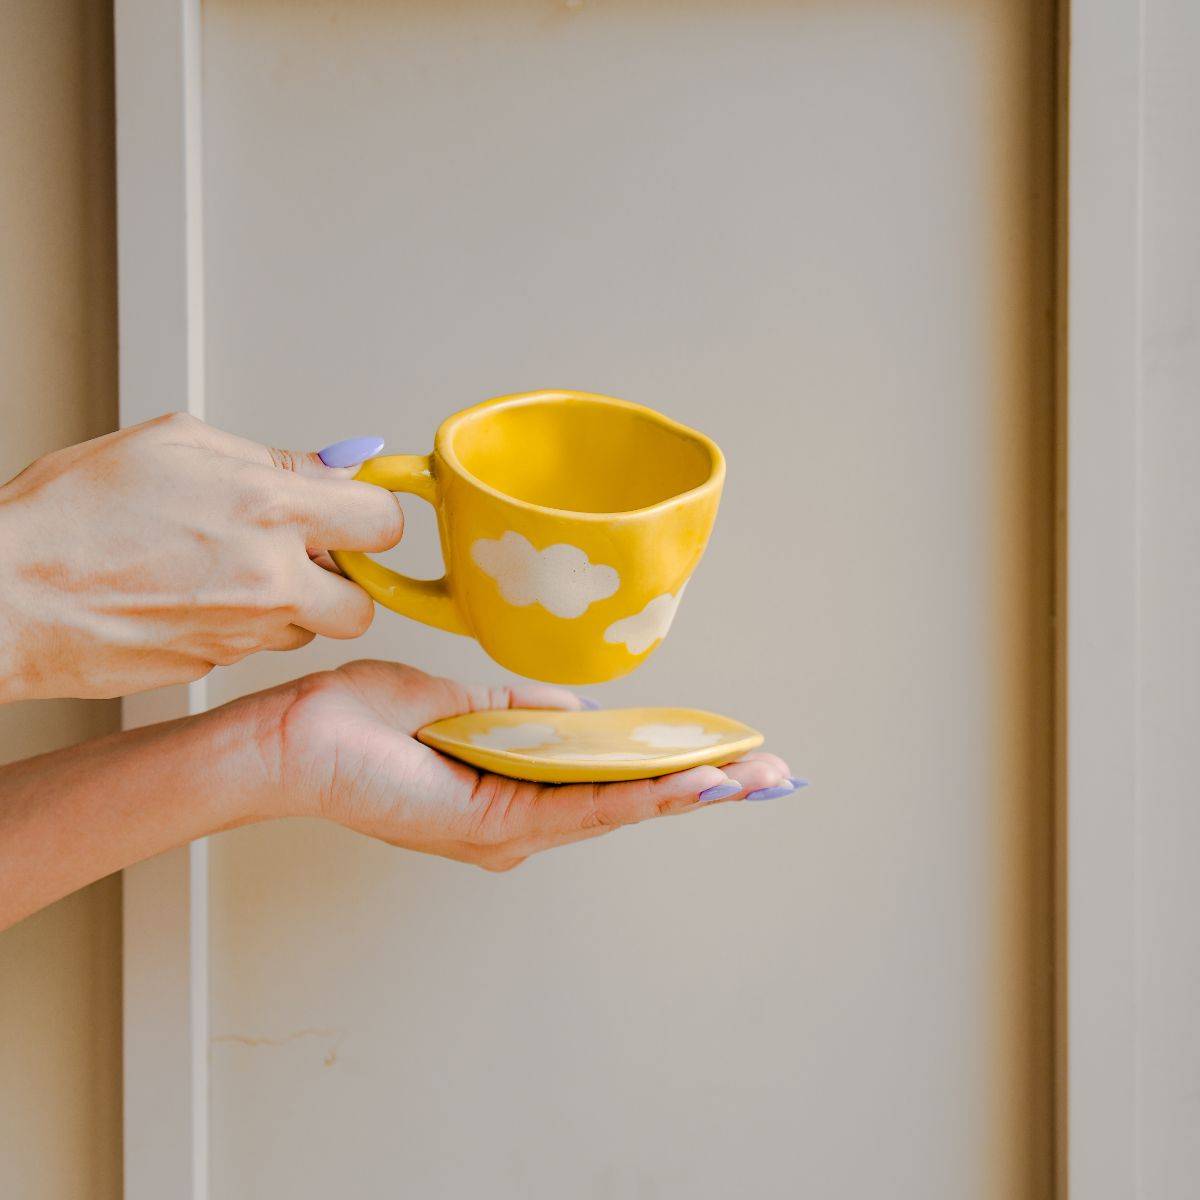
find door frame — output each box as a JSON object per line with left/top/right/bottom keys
{"left": 116, "top": 2, "right": 208, "bottom": 1198}
{"left": 1058, "top": 0, "right": 1143, "bottom": 1196}
{"left": 115, "top": 1, "right": 1143, "bottom": 1195}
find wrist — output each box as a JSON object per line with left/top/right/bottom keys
{"left": 199, "top": 679, "right": 313, "bottom": 826}
{"left": 184, "top": 691, "right": 287, "bottom": 830}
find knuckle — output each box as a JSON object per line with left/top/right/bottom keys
{"left": 211, "top": 631, "right": 268, "bottom": 666}
{"left": 464, "top": 775, "right": 523, "bottom": 846}
{"left": 479, "top": 852, "right": 526, "bottom": 874}
{"left": 463, "top": 683, "right": 513, "bottom": 713}
{"left": 348, "top": 483, "right": 405, "bottom": 547}
{"left": 231, "top": 562, "right": 295, "bottom": 617}
{"left": 269, "top": 446, "right": 303, "bottom": 473}
{"left": 323, "top": 588, "right": 375, "bottom": 639}
{"left": 378, "top": 492, "right": 405, "bottom": 545}
{"left": 151, "top": 411, "right": 201, "bottom": 435}
{"left": 237, "top": 475, "right": 295, "bottom": 528}
{"left": 654, "top": 793, "right": 680, "bottom": 817}
{"left": 437, "top": 676, "right": 478, "bottom": 712}
{"left": 580, "top": 786, "right": 619, "bottom": 831}
{"left": 345, "top": 593, "right": 375, "bottom": 637}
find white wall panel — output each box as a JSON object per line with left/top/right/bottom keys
{"left": 197, "top": 3, "right": 1055, "bottom": 1196}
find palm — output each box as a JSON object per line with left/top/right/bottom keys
{"left": 277, "top": 660, "right": 791, "bottom": 871}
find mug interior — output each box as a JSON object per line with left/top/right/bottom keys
{"left": 446, "top": 395, "right": 717, "bottom": 514}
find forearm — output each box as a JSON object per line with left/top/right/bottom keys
{"left": 0, "top": 692, "right": 283, "bottom": 929}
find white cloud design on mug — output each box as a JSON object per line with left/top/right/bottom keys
{"left": 468, "top": 722, "right": 562, "bottom": 752}
{"left": 603, "top": 587, "right": 685, "bottom": 655}
{"left": 471, "top": 532, "right": 620, "bottom": 619}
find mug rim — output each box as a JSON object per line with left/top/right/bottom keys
{"left": 434, "top": 390, "right": 725, "bottom": 522}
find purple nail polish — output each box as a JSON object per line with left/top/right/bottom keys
{"left": 745, "top": 782, "right": 798, "bottom": 802}
{"left": 578, "top": 696, "right": 601, "bottom": 711}
{"left": 787, "top": 777, "right": 810, "bottom": 789}
{"left": 698, "top": 781, "right": 742, "bottom": 804}
{"left": 318, "top": 436, "right": 385, "bottom": 468}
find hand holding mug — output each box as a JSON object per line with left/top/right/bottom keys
{"left": 0, "top": 414, "right": 403, "bottom": 699}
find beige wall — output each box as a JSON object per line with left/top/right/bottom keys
{"left": 0, "top": 3, "right": 121, "bottom": 1199}
{"left": 199, "top": 2, "right": 1056, "bottom": 1196}
{"left": 1137, "top": 1, "right": 1200, "bottom": 1190}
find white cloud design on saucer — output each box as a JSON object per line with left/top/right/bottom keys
{"left": 471, "top": 532, "right": 619, "bottom": 619}
{"left": 630, "top": 723, "right": 723, "bottom": 750}
{"left": 603, "top": 588, "right": 685, "bottom": 655}
{"left": 468, "top": 722, "right": 562, "bottom": 752}
{"left": 540, "top": 749, "right": 658, "bottom": 762}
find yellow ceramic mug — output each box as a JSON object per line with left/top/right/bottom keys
{"left": 331, "top": 390, "right": 724, "bottom": 684}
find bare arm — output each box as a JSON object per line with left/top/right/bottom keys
{"left": 0, "top": 662, "right": 798, "bottom": 931}
{"left": 0, "top": 698, "right": 269, "bottom": 927}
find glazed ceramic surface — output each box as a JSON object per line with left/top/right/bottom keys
{"left": 416, "top": 706, "right": 763, "bottom": 783}
{"left": 330, "top": 391, "right": 724, "bottom": 684}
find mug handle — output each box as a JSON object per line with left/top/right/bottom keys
{"left": 330, "top": 454, "right": 470, "bottom": 636}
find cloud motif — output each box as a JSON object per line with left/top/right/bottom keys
{"left": 603, "top": 588, "right": 685, "bottom": 656}
{"left": 471, "top": 532, "right": 619, "bottom": 619}
{"left": 630, "top": 723, "right": 723, "bottom": 750}
{"left": 469, "top": 722, "right": 562, "bottom": 752}
{"left": 540, "top": 749, "right": 659, "bottom": 762}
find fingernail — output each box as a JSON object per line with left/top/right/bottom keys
{"left": 318, "top": 436, "right": 385, "bottom": 468}
{"left": 578, "top": 696, "right": 601, "bottom": 711}
{"left": 745, "top": 781, "right": 798, "bottom": 802}
{"left": 788, "top": 777, "right": 809, "bottom": 789}
{"left": 698, "top": 781, "right": 742, "bottom": 804}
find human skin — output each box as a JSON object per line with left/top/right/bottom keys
{"left": 0, "top": 661, "right": 795, "bottom": 929}
{"left": 0, "top": 413, "right": 403, "bottom": 701}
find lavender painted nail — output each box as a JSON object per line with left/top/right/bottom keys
{"left": 318, "top": 436, "right": 385, "bottom": 468}
{"left": 578, "top": 696, "right": 601, "bottom": 711}
{"left": 698, "top": 781, "right": 743, "bottom": 804}
{"left": 745, "top": 781, "right": 798, "bottom": 802}
{"left": 787, "top": 777, "right": 810, "bottom": 790}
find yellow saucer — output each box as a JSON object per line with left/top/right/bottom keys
{"left": 417, "top": 706, "right": 764, "bottom": 784}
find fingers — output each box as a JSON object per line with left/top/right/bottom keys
{"left": 523, "top": 765, "right": 735, "bottom": 836}
{"left": 288, "top": 476, "right": 405, "bottom": 552}
{"left": 732, "top": 749, "right": 792, "bottom": 777}
{"left": 334, "top": 661, "right": 595, "bottom": 731}
{"left": 154, "top": 414, "right": 380, "bottom": 479}
{"left": 713, "top": 757, "right": 788, "bottom": 799}
{"left": 162, "top": 416, "right": 404, "bottom": 578}
{"left": 481, "top": 753, "right": 796, "bottom": 865}
{"left": 459, "top": 679, "right": 593, "bottom": 715}
{"left": 154, "top": 415, "right": 399, "bottom": 544}
{"left": 152, "top": 413, "right": 281, "bottom": 468}
{"left": 264, "top": 624, "right": 317, "bottom": 653}
{"left": 292, "top": 565, "right": 376, "bottom": 639}
{"left": 233, "top": 433, "right": 383, "bottom": 483}
{"left": 537, "top": 755, "right": 790, "bottom": 831}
